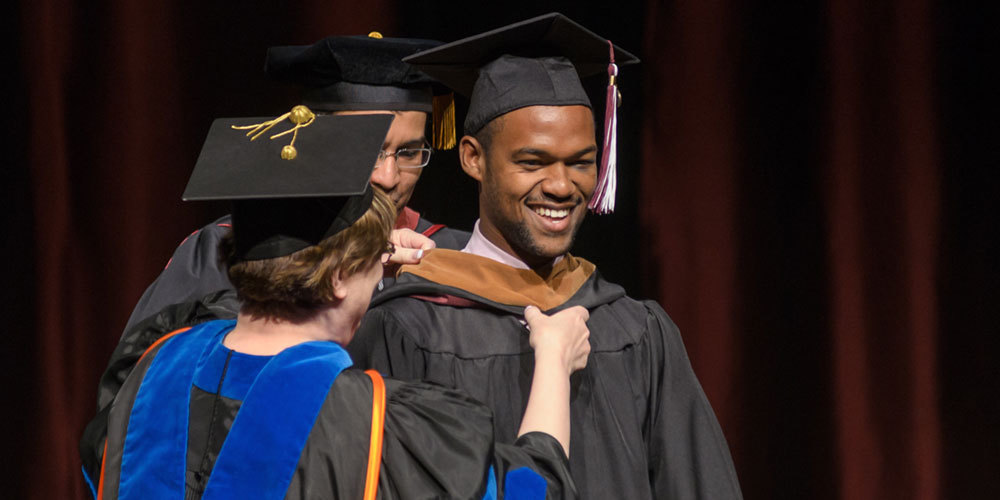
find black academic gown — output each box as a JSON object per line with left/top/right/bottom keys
{"left": 121, "top": 214, "right": 470, "bottom": 336}
{"left": 98, "top": 319, "right": 574, "bottom": 500}
{"left": 348, "top": 250, "right": 743, "bottom": 500}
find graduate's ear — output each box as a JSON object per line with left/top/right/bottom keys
{"left": 459, "top": 135, "right": 485, "bottom": 182}
{"left": 331, "top": 268, "right": 348, "bottom": 300}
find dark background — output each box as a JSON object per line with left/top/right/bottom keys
{"left": 5, "top": 0, "right": 997, "bottom": 498}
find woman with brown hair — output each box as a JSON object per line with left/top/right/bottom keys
{"left": 93, "top": 113, "right": 588, "bottom": 499}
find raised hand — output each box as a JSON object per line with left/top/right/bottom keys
{"left": 524, "top": 305, "right": 591, "bottom": 375}
{"left": 519, "top": 304, "right": 591, "bottom": 456}
{"left": 385, "top": 229, "right": 436, "bottom": 265}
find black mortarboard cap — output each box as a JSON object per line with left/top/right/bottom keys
{"left": 402, "top": 12, "right": 639, "bottom": 135}
{"left": 266, "top": 33, "right": 457, "bottom": 149}
{"left": 183, "top": 111, "right": 394, "bottom": 260}
{"left": 265, "top": 34, "right": 442, "bottom": 112}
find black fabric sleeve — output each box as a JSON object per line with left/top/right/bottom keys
{"left": 495, "top": 432, "right": 577, "bottom": 499}
{"left": 121, "top": 216, "right": 235, "bottom": 336}
{"left": 378, "top": 380, "right": 577, "bottom": 499}
{"left": 378, "top": 379, "right": 494, "bottom": 498}
{"left": 642, "top": 301, "right": 743, "bottom": 499}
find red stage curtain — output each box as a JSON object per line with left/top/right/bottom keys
{"left": 641, "top": 0, "right": 995, "bottom": 498}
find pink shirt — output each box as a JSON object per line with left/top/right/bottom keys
{"left": 461, "top": 219, "right": 561, "bottom": 270}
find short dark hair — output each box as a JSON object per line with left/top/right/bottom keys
{"left": 474, "top": 115, "right": 505, "bottom": 152}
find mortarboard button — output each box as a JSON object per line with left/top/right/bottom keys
{"left": 183, "top": 111, "right": 394, "bottom": 260}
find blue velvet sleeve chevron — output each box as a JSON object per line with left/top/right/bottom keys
{"left": 481, "top": 465, "right": 547, "bottom": 500}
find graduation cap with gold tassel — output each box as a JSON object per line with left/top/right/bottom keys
{"left": 231, "top": 105, "right": 316, "bottom": 160}
{"left": 183, "top": 113, "right": 394, "bottom": 260}
{"left": 431, "top": 92, "right": 456, "bottom": 150}
{"left": 265, "top": 32, "right": 456, "bottom": 150}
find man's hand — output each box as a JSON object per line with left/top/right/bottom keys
{"left": 386, "top": 229, "right": 436, "bottom": 265}
{"left": 524, "top": 305, "right": 591, "bottom": 375}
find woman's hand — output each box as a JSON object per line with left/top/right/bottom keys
{"left": 518, "top": 304, "right": 591, "bottom": 456}
{"left": 524, "top": 305, "right": 591, "bottom": 375}
{"left": 386, "top": 229, "right": 436, "bottom": 266}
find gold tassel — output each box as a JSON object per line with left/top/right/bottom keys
{"left": 231, "top": 105, "right": 316, "bottom": 160}
{"left": 431, "top": 93, "right": 456, "bottom": 150}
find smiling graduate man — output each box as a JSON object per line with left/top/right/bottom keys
{"left": 348, "top": 13, "right": 743, "bottom": 500}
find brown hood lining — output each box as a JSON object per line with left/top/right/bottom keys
{"left": 398, "top": 249, "right": 596, "bottom": 310}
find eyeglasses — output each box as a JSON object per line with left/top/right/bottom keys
{"left": 375, "top": 147, "right": 432, "bottom": 169}
{"left": 380, "top": 241, "right": 396, "bottom": 266}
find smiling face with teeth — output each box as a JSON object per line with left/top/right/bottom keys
{"left": 459, "top": 105, "right": 598, "bottom": 268}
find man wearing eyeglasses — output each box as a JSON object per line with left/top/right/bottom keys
{"left": 338, "top": 110, "right": 452, "bottom": 246}
{"left": 266, "top": 34, "right": 469, "bottom": 252}
{"left": 79, "top": 34, "right": 472, "bottom": 490}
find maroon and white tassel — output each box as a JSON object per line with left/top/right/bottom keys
{"left": 589, "top": 40, "right": 619, "bottom": 214}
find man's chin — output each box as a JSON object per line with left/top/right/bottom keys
{"left": 533, "top": 224, "right": 579, "bottom": 252}
{"left": 522, "top": 238, "right": 574, "bottom": 262}
{"left": 496, "top": 218, "right": 575, "bottom": 263}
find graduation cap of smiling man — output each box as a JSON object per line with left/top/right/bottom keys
{"left": 403, "top": 12, "right": 639, "bottom": 214}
